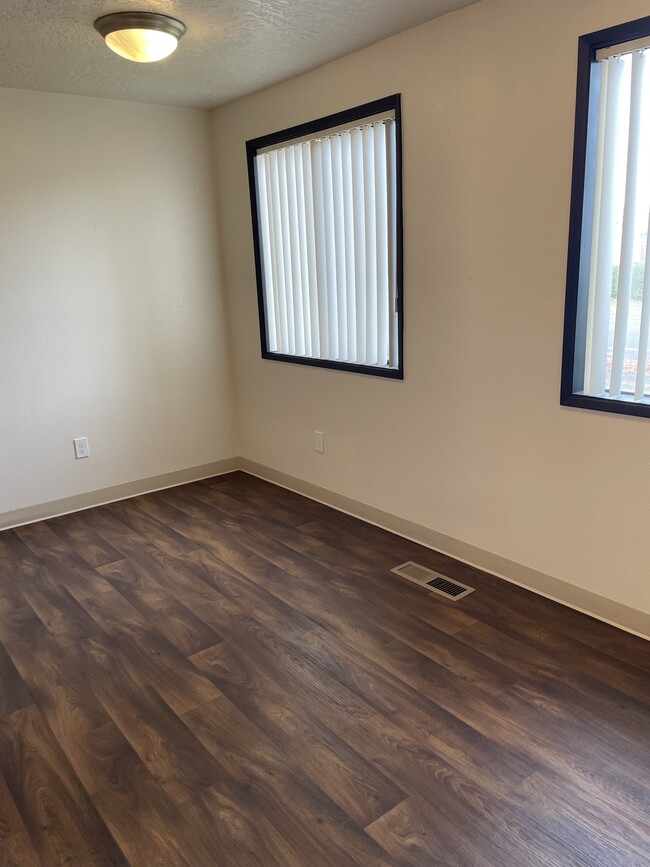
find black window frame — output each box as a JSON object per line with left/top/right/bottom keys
{"left": 246, "top": 94, "right": 404, "bottom": 380}
{"left": 561, "top": 15, "right": 650, "bottom": 418}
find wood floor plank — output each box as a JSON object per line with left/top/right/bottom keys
{"left": 456, "top": 587, "right": 650, "bottom": 708}
{"left": 124, "top": 502, "right": 320, "bottom": 640}
{"left": 0, "top": 532, "right": 32, "bottom": 564}
{"left": 0, "top": 773, "right": 24, "bottom": 841}
{"left": 85, "top": 519, "right": 380, "bottom": 742}
{"left": 512, "top": 770, "right": 650, "bottom": 867}
{"left": 12, "top": 522, "right": 69, "bottom": 559}
{"left": 295, "top": 625, "right": 535, "bottom": 795}
{"left": 182, "top": 784, "right": 299, "bottom": 867}
{"left": 366, "top": 793, "right": 587, "bottom": 867}
{"left": 190, "top": 615, "right": 377, "bottom": 736}
{"left": 0, "top": 562, "right": 31, "bottom": 617}
{"left": 347, "top": 713, "right": 635, "bottom": 867}
{"left": 102, "top": 498, "right": 200, "bottom": 558}
{"left": 0, "top": 604, "right": 110, "bottom": 746}
{"left": 0, "top": 706, "right": 126, "bottom": 866}
{"left": 9, "top": 558, "right": 99, "bottom": 648}
{"left": 97, "top": 558, "right": 222, "bottom": 657}
{"left": 0, "top": 471, "right": 647, "bottom": 865}
{"left": 0, "top": 643, "right": 33, "bottom": 718}
{"left": 175, "top": 484, "right": 484, "bottom": 648}
{"left": 0, "top": 830, "right": 41, "bottom": 867}
{"left": 57, "top": 718, "right": 218, "bottom": 867}
{"left": 78, "top": 586, "right": 222, "bottom": 715}
{"left": 182, "top": 694, "right": 396, "bottom": 867}
{"left": 48, "top": 512, "right": 124, "bottom": 569}
{"left": 180, "top": 544, "right": 321, "bottom": 639}
{"left": 36, "top": 551, "right": 115, "bottom": 603}
{"left": 366, "top": 795, "right": 496, "bottom": 867}
{"left": 189, "top": 640, "right": 406, "bottom": 827}
{"left": 78, "top": 634, "right": 225, "bottom": 804}
{"left": 452, "top": 618, "right": 650, "bottom": 748}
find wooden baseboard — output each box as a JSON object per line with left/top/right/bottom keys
{"left": 240, "top": 458, "right": 650, "bottom": 642}
{"left": 0, "top": 458, "right": 240, "bottom": 531}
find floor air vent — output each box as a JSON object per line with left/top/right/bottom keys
{"left": 391, "top": 561, "right": 475, "bottom": 601}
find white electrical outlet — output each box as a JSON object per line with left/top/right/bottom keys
{"left": 73, "top": 437, "right": 90, "bottom": 459}
{"left": 314, "top": 430, "right": 324, "bottom": 453}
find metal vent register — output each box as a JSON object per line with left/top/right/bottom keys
{"left": 391, "top": 561, "right": 475, "bottom": 601}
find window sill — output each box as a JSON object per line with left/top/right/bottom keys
{"left": 261, "top": 351, "right": 404, "bottom": 379}
{"left": 560, "top": 391, "right": 650, "bottom": 418}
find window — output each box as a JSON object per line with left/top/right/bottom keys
{"left": 562, "top": 16, "right": 650, "bottom": 417}
{"left": 246, "top": 95, "right": 403, "bottom": 378}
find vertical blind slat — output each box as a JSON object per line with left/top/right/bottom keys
{"left": 293, "top": 144, "right": 312, "bottom": 357}
{"left": 341, "top": 131, "right": 358, "bottom": 363}
{"left": 386, "top": 123, "right": 399, "bottom": 367}
{"left": 374, "top": 123, "right": 390, "bottom": 365}
{"left": 610, "top": 50, "right": 646, "bottom": 397}
{"left": 286, "top": 147, "right": 306, "bottom": 356}
{"left": 586, "top": 56, "right": 625, "bottom": 396}
{"left": 300, "top": 142, "right": 321, "bottom": 357}
{"left": 321, "top": 137, "right": 339, "bottom": 359}
{"left": 584, "top": 60, "right": 609, "bottom": 391}
{"left": 331, "top": 134, "right": 349, "bottom": 362}
{"left": 311, "top": 140, "right": 330, "bottom": 358}
{"left": 635, "top": 205, "right": 650, "bottom": 399}
{"left": 256, "top": 157, "right": 277, "bottom": 351}
{"left": 277, "top": 149, "right": 296, "bottom": 356}
{"left": 268, "top": 151, "right": 290, "bottom": 354}
{"left": 363, "top": 125, "right": 378, "bottom": 365}
{"left": 267, "top": 158, "right": 285, "bottom": 353}
{"left": 351, "top": 127, "right": 367, "bottom": 364}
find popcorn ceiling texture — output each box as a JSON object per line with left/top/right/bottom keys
{"left": 0, "top": 0, "right": 479, "bottom": 108}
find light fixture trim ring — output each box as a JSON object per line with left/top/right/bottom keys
{"left": 94, "top": 11, "right": 186, "bottom": 41}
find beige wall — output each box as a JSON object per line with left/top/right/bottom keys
{"left": 212, "top": 0, "right": 650, "bottom": 619}
{"left": 0, "top": 88, "right": 236, "bottom": 516}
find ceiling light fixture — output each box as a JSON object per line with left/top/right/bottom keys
{"left": 94, "top": 12, "right": 186, "bottom": 63}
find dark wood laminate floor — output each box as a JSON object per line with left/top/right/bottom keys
{"left": 0, "top": 472, "right": 649, "bottom": 866}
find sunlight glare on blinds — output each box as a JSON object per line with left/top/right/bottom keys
{"left": 255, "top": 117, "right": 398, "bottom": 368}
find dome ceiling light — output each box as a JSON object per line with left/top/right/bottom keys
{"left": 94, "top": 12, "right": 186, "bottom": 63}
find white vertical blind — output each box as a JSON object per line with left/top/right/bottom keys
{"left": 255, "top": 116, "right": 398, "bottom": 368}
{"left": 609, "top": 50, "right": 645, "bottom": 397}
{"left": 584, "top": 49, "right": 650, "bottom": 401}
{"left": 635, "top": 207, "right": 650, "bottom": 399}
{"left": 351, "top": 127, "right": 367, "bottom": 364}
{"left": 585, "top": 56, "right": 625, "bottom": 395}
{"left": 374, "top": 122, "right": 390, "bottom": 364}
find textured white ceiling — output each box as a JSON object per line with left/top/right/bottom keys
{"left": 0, "top": 0, "right": 480, "bottom": 109}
